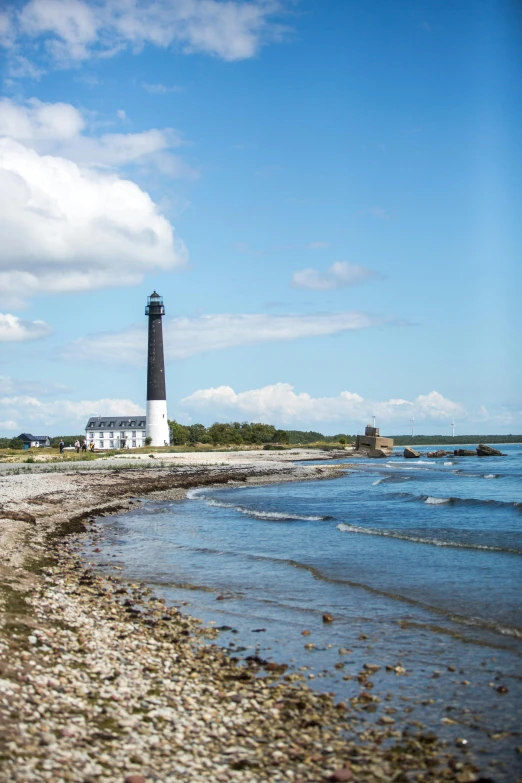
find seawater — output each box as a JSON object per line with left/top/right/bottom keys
{"left": 87, "top": 444, "right": 522, "bottom": 780}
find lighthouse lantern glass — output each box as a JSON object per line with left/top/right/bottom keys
{"left": 145, "top": 292, "right": 165, "bottom": 316}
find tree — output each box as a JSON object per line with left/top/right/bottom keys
{"left": 168, "top": 420, "right": 189, "bottom": 445}
{"left": 145, "top": 436, "right": 152, "bottom": 446}
{"left": 188, "top": 423, "right": 207, "bottom": 444}
{"left": 9, "top": 438, "right": 24, "bottom": 449}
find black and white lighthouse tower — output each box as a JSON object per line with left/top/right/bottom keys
{"left": 145, "top": 291, "right": 169, "bottom": 446}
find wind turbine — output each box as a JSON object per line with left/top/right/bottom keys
{"left": 451, "top": 420, "right": 455, "bottom": 438}
{"left": 410, "top": 415, "right": 415, "bottom": 439}
{"left": 372, "top": 415, "right": 376, "bottom": 429}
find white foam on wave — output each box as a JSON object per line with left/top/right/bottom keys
{"left": 372, "top": 478, "right": 384, "bottom": 486}
{"left": 205, "top": 498, "right": 326, "bottom": 521}
{"left": 424, "top": 496, "right": 451, "bottom": 505}
{"left": 336, "top": 523, "right": 521, "bottom": 554}
{"left": 483, "top": 474, "right": 498, "bottom": 480}
{"left": 186, "top": 488, "right": 205, "bottom": 500}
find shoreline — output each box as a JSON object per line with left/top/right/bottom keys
{"left": 0, "top": 454, "right": 485, "bottom": 782}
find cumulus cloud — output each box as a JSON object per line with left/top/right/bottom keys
{"left": 0, "top": 97, "right": 192, "bottom": 175}
{"left": 0, "top": 312, "right": 52, "bottom": 341}
{"left": 0, "top": 395, "right": 144, "bottom": 434}
{"left": 4, "top": 0, "right": 286, "bottom": 71}
{"left": 63, "top": 311, "right": 384, "bottom": 364}
{"left": 0, "top": 138, "right": 186, "bottom": 307}
{"left": 292, "top": 261, "right": 380, "bottom": 291}
{"left": 180, "top": 384, "right": 467, "bottom": 427}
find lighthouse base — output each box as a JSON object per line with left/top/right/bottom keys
{"left": 146, "top": 400, "right": 170, "bottom": 447}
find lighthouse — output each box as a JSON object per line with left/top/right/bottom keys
{"left": 145, "top": 291, "right": 170, "bottom": 446}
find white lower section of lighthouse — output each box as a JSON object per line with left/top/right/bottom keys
{"left": 146, "top": 400, "right": 170, "bottom": 446}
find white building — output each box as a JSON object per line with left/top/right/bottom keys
{"left": 85, "top": 416, "right": 147, "bottom": 450}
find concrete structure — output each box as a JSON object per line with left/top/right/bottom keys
{"left": 85, "top": 417, "right": 147, "bottom": 449}
{"left": 145, "top": 291, "right": 170, "bottom": 447}
{"left": 355, "top": 425, "right": 394, "bottom": 456}
{"left": 18, "top": 433, "right": 51, "bottom": 449}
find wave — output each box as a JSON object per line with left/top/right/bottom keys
{"left": 204, "top": 498, "right": 333, "bottom": 522}
{"left": 336, "top": 523, "right": 522, "bottom": 555}
{"left": 483, "top": 474, "right": 499, "bottom": 479}
{"left": 392, "top": 491, "right": 522, "bottom": 511}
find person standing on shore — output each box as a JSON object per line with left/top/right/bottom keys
{"left": 59, "top": 439, "right": 65, "bottom": 453}
{"left": 74, "top": 440, "right": 80, "bottom": 453}
{"left": 82, "top": 439, "right": 87, "bottom": 453}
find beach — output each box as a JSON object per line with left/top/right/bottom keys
{"left": 0, "top": 451, "right": 512, "bottom": 782}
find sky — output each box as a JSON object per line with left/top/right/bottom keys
{"left": 0, "top": 0, "right": 521, "bottom": 437}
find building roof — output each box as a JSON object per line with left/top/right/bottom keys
{"left": 85, "top": 416, "right": 147, "bottom": 430}
{"left": 18, "top": 433, "right": 50, "bottom": 442}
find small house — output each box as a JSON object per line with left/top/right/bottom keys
{"left": 18, "top": 433, "right": 51, "bottom": 449}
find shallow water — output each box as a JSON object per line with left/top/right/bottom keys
{"left": 87, "top": 443, "right": 522, "bottom": 780}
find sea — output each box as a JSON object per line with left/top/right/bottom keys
{"left": 86, "top": 443, "right": 522, "bottom": 780}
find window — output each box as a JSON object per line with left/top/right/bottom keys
{"left": 132, "top": 440, "right": 136, "bottom": 447}
{"left": 89, "top": 422, "right": 95, "bottom": 428}
{"left": 130, "top": 420, "right": 136, "bottom": 426}
{"left": 139, "top": 420, "right": 145, "bottom": 427}
{"left": 108, "top": 421, "right": 115, "bottom": 428}
{"left": 100, "top": 422, "right": 106, "bottom": 427}
{"left": 100, "top": 441, "right": 104, "bottom": 448}
{"left": 89, "top": 433, "right": 94, "bottom": 439}
{"left": 132, "top": 431, "right": 136, "bottom": 437}
{"left": 109, "top": 440, "right": 114, "bottom": 447}
{"left": 119, "top": 422, "right": 125, "bottom": 427}
{"left": 98, "top": 432, "right": 103, "bottom": 438}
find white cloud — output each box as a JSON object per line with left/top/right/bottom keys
{"left": 63, "top": 311, "right": 384, "bottom": 364}
{"left": 7, "top": 0, "right": 286, "bottom": 71}
{"left": 307, "top": 241, "right": 330, "bottom": 250}
{"left": 180, "top": 383, "right": 468, "bottom": 428}
{"left": 143, "top": 82, "right": 183, "bottom": 94}
{"left": 292, "top": 261, "right": 380, "bottom": 291}
{"left": 0, "top": 376, "right": 69, "bottom": 396}
{"left": 0, "top": 97, "right": 85, "bottom": 140}
{"left": 0, "top": 138, "right": 186, "bottom": 307}
{"left": 0, "top": 312, "right": 52, "bottom": 341}
{"left": 0, "top": 395, "right": 144, "bottom": 434}
{"left": 0, "top": 98, "right": 192, "bottom": 174}
{"left": 0, "top": 420, "right": 18, "bottom": 431}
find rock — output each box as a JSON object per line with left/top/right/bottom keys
{"left": 124, "top": 776, "right": 146, "bottom": 783}
{"left": 368, "top": 448, "right": 388, "bottom": 458}
{"left": 477, "top": 444, "right": 504, "bottom": 457}
{"left": 454, "top": 449, "right": 476, "bottom": 456}
{"left": 404, "top": 447, "right": 420, "bottom": 458}
{"left": 496, "top": 685, "right": 509, "bottom": 694}
{"left": 330, "top": 768, "right": 352, "bottom": 781}
{"left": 427, "top": 450, "right": 449, "bottom": 458}
{"left": 322, "top": 613, "right": 334, "bottom": 623}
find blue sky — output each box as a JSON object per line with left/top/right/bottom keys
{"left": 0, "top": 0, "right": 520, "bottom": 436}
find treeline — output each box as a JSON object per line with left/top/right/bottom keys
{"left": 169, "top": 421, "right": 291, "bottom": 446}
{"left": 391, "top": 434, "right": 522, "bottom": 445}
